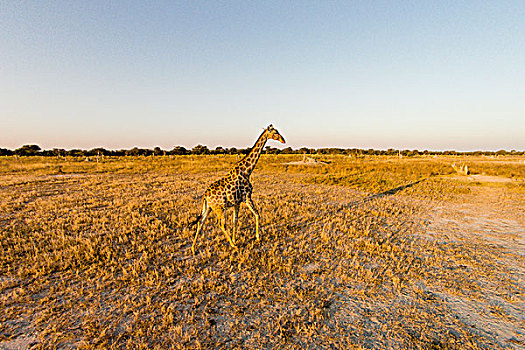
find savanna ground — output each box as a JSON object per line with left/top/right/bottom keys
{"left": 1, "top": 154, "right": 524, "bottom": 349}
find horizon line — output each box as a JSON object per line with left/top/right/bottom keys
{"left": 2, "top": 144, "right": 524, "bottom": 154}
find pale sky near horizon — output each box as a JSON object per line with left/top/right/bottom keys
{"left": 1, "top": 1, "right": 524, "bottom": 151}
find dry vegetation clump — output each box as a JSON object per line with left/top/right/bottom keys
{"left": 1, "top": 155, "right": 523, "bottom": 349}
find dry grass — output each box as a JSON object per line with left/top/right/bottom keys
{"left": 1, "top": 155, "right": 524, "bottom": 349}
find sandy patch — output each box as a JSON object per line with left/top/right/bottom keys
{"left": 0, "top": 335, "right": 38, "bottom": 350}
{"left": 450, "top": 174, "right": 517, "bottom": 183}
{"left": 285, "top": 157, "right": 329, "bottom": 166}
{"left": 424, "top": 193, "right": 525, "bottom": 348}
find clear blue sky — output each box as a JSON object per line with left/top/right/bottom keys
{"left": 1, "top": 1, "right": 524, "bottom": 151}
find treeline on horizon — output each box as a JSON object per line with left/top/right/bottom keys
{"left": 2, "top": 144, "right": 524, "bottom": 157}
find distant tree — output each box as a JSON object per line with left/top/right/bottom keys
{"left": 112, "top": 149, "right": 126, "bottom": 156}
{"left": 126, "top": 147, "right": 140, "bottom": 156}
{"left": 0, "top": 148, "right": 13, "bottom": 156}
{"left": 127, "top": 148, "right": 151, "bottom": 156}
{"left": 53, "top": 148, "right": 66, "bottom": 157}
{"left": 238, "top": 147, "right": 250, "bottom": 155}
{"left": 191, "top": 145, "right": 209, "bottom": 155}
{"left": 347, "top": 148, "right": 361, "bottom": 157}
{"left": 87, "top": 148, "right": 109, "bottom": 156}
{"left": 170, "top": 146, "right": 187, "bottom": 155}
{"left": 14, "top": 144, "right": 41, "bottom": 156}
{"left": 280, "top": 147, "right": 293, "bottom": 154}
{"left": 68, "top": 149, "right": 85, "bottom": 157}
{"left": 153, "top": 146, "right": 164, "bottom": 156}
{"left": 264, "top": 146, "right": 280, "bottom": 154}
{"left": 212, "top": 146, "right": 226, "bottom": 155}
{"left": 298, "top": 147, "right": 310, "bottom": 154}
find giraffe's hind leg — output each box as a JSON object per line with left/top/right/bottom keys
{"left": 245, "top": 197, "right": 261, "bottom": 241}
{"left": 212, "top": 206, "right": 237, "bottom": 249}
{"left": 192, "top": 205, "right": 211, "bottom": 255}
{"left": 232, "top": 204, "right": 239, "bottom": 244}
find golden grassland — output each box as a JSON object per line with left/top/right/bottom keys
{"left": 1, "top": 155, "right": 524, "bottom": 349}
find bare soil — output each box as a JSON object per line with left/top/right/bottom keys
{"left": 422, "top": 186, "right": 524, "bottom": 348}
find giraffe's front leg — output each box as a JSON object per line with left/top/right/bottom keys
{"left": 232, "top": 204, "right": 239, "bottom": 244}
{"left": 245, "top": 197, "right": 261, "bottom": 241}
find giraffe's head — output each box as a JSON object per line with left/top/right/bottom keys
{"left": 265, "top": 124, "right": 285, "bottom": 144}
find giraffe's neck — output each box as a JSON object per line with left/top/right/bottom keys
{"left": 236, "top": 132, "right": 268, "bottom": 178}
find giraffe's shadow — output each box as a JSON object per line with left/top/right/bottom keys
{"left": 337, "top": 178, "right": 426, "bottom": 212}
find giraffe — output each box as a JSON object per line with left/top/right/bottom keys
{"left": 190, "top": 125, "right": 285, "bottom": 254}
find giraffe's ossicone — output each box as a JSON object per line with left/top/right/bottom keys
{"left": 190, "top": 125, "right": 285, "bottom": 254}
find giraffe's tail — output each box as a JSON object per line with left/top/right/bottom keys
{"left": 188, "top": 197, "right": 207, "bottom": 228}
{"left": 188, "top": 214, "right": 202, "bottom": 228}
